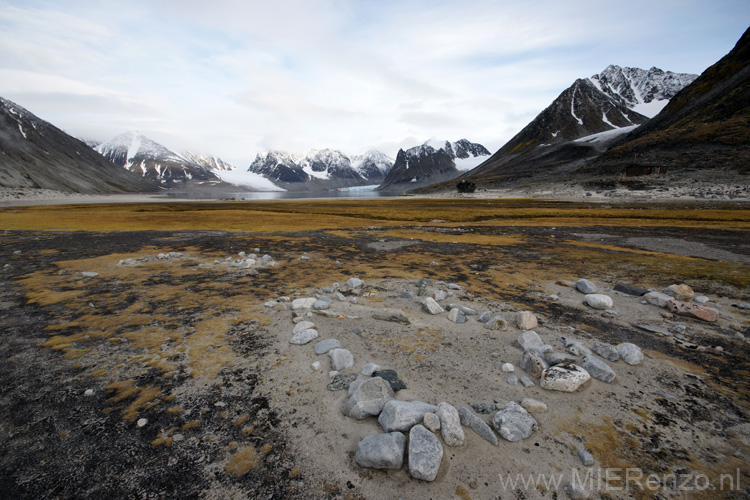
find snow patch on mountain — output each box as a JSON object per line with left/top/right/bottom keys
{"left": 574, "top": 124, "right": 639, "bottom": 144}
{"left": 213, "top": 170, "right": 285, "bottom": 191}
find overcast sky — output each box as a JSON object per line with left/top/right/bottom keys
{"left": 1, "top": 1, "right": 747, "bottom": 166}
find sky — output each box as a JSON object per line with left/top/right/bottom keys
{"left": 1, "top": 1, "right": 748, "bottom": 167}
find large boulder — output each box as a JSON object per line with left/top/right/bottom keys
{"left": 343, "top": 377, "right": 395, "bottom": 419}
{"left": 408, "top": 425, "right": 443, "bottom": 481}
{"left": 492, "top": 402, "right": 538, "bottom": 442}
{"left": 355, "top": 432, "right": 406, "bottom": 469}
{"left": 378, "top": 400, "right": 438, "bottom": 433}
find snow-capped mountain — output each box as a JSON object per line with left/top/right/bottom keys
{"left": 0, "top": 97, "right": 158, "bottom": 193}
{"left": 590, "top": 65, "right": 698, "bottom": 117}
{"left": 377, "top": 139, "right": 490, "bottom": 191}
{"left": 95, "top": 131, "right": 218, "bottom": 186}
{"left": 247, "top": 148, "right": 395, "bottom": 186}
{"left": 180, "top": 151, "right": 236, "bottom": 171}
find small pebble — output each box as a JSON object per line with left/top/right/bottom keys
{"left": 501, "top": 363, "right": 514, "bottom": 373}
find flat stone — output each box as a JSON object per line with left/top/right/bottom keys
{"left": 408, "top": 425, "right": 443, "bottom": 481}
{"left": 668, "top": 299, "right": 718, "bottom": 322}
{"left": 447, "top": 304, "right": 478, "bottom": 316}
{"left": 576, "top": 279, "right": 597, "bottom": 294}
{"left": 436, "top": 402, "right": 464, "bottom": 446}
{"left": 492, "top": 402, "right": 538, "bottom": 442}
{"left": 662, "top": 284, "right": 695, "bottom": 301}
{"left": 329, "top": 348, "right": 354, "bottom": 371}
{"left": 582, "top": 355, "right": 616, "bottom": 383}
{"left": 519, "top": 376, "right": 534, "bottom": 388}
{"left": 614, "top": 283, "right": 648, "bottom": 296}
{"left": 560, "top": 337, "right": 592, "bottom": 356}
{"left": 643, "top": 291, "right": 672, "bottom": 308}
{"left": 311, "top": 361, "right": 321, "bottom": 370}
{"left": 616, "top": 343, "right": 644, "bottom": 365}
{"left": 355, "top": 432, "right": 406, "bottom": 469}
{"left": 591, "top": 343, "right": 620, "bottom": 362}
{"left": 694, "top": 295, "right": 710, "bottom": 304}
{"left": 540, "top": 364, "right": 591, "bottom": 392}
{"left": 379, "top": 401, "right": 438, "bottom": 433}
{"left": 343, "top": 377, "right": 395, "bottom": 419}
{"left": 327, "top": 373, "right": 357, "bottom": 391}
{"left": 421, "top": 297, "right": 444, "bottom": 315}
{"left": 290, "top": 329, "right": 319, "bottom": 345}
{"left": 485, "top": 315, "right": 508, "bottom": 330}
{"left": 372, "top": 309, "right": 410, "bottom": 324}
{"left": 314, "top": 338, "right": 341, "bottom": 354}
{"left": 346, "top": 277, "right": 364, "bottom": 288}
{"left": 520, "top": 398, "right": 547, "bottom": 414}
{"left": 520, "top": 349, "right": 550, "bottom": 378}
{"left": 423, "top": 412, "right": 441, "bottom": 432}
{"left": 400, "top": 290, "right": 415, "bottom": 299}
{"left": 372, "top": 369, "right": 407, "bottom": 391}
{"left": 470, "top": 402, "right": 498, "bottom": 415}
{"left": 293, "top": 321, "right": 316, "bottom": 334}
{"left": 81, "top": 271, "right": 99, "bottom": 278}
{"left": 291, "top": 297, "right": 317, "bottom": 310}
{"left": 458, "top": 407, "right": 498, "bottom": 446}
{"left": 584, "top": 294, "right": 613, "bottom": 310}
{"left": 546, "top": 352, "right": 579, "bottom": 366}
{"left": 506, "top": 375, "right": 518, "bottom": 385}
{"left": 361, "top": 363, "right": 381, "bottom": 376}
{"left": 518, "top": 330, "right": 544, "bottom": 351}
{"left": 633, "top": 323, "right": 672, "bottom": 336}
{"left": 516, "top": 311, "right": 538, "bottom": 330}
{"left": 313, "top": 298, "right": 331, "bottom": 310}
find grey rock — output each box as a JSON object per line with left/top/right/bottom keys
{"left": 408, "top": 425, "right": 443, "bottom": 481}
{"left": 540, "top": 364, "right": 591, "bottom": 392}
{"left": 447, "top": 304, "right": 478, "bottom": 316}
{"left": 327, "top": 373, "right": 357, "bottom": 391}
{"left": 313, "top": 297, "right": 332, "bottom": 310}
{"left": 633, "top": 323, "right": 672, "bottom": 336}
{"left": 81, "top": 271, "right": 99, "bottom": 278}
{"left": 470, "top": 402, "right": 498, "bottom": 414}
{"left": 334, "top": 292, "right": 346, "bottom": 301}
{"left": 322, "top": 284, "right": 339, "bottom": 293}
{"left": 578, "top": 449, "right": 595, "bottom": 466}
{"left": 693, "top": 295, "right": 710, "bottom": 304}
{"left": 582, "top": 355, "right": 616, "bottom": 383}
{"left": 314, "top": 338, "right": 341, "bottom": 354}
{"left": 421, "top": 297, "right": 444, "bottom": 315}
{"left": 506, "top": 375, "right": 518, "bottom": 386}
{"left": 671, "top": 324, "right": 687, "bottom": 334}
{"left": 293, "top": 321, "right": 316, "bottom": 334}
{"left": 372, "top": 369, "right": 406, "bottom": 391}
{"left": 447, "top": 307, "right": 466, "bottom": 323}
{"left": 343, "top": 377, "right": 395, "bottom": 419}
{"left": 584, "top": 293, "right": 613, "bottom": 310}
{"left": 520, "top": 349, "right": 550, "bottom": 378}
{"left": 290, "top": 329, "right": 319, "bottom": 345}
{"left": 264, "top": 300, "right": 278, "bottom": 308}
{"left": 518, "top": 330, "right": 544, "bottom": 351}
{"left": 379, "top": 401, "right": 438, "bottom": 433}
{"left": 346, "top": 277, "right": 364, "bottom": 288}
{"left": 436, "top": 402, "right": 464, "bottom": 446}
{"left": 492, "top": 402, "right": 538, "bottom": 442}
{"left": 591, "top": 343, "right": 620, "bottom": 362}
{"left": 329, "top": 348, "right": 354, "bottom": 371}
{"left": 434, "top": 290, "right": 447, "bottom": 301}
{"left": 360, "top": 362, "right": 381, "bottom": 376}
{"left": 458, "top": 407, "right": 498, "bottom": 446}
{"left": 372, "top": 309, "right": 410, "bottom": 324}
{"left": 614, "top": 283, "right": 647, "bottom": 296}
{"left": 448, "top": 283, "right": 461, "bottom": 290}
{"left": 501, "top": 363, "right": 514, "bottom": 372}
{"left": 415, "top": 277, "right": 431, "bottom": 288}
{"left": 477, "top": 311, "right": 492, "bottom": 323}
{"left": 546, "top": 352, "right": 579, "bottom": 366}
{"left": 355, "top": 432, "right": 406, "bottom": 469}
{"left": 291, "top": 297, "right": 317, "bottom": 310}
{"left": 423, "top": 412, "right": 441, "bottom": 432}
{"left": 347, "top": 378, "right": 365, "bottom": 396}
{"left": 400, "top": 290, "right": 415, "bottom": 299}
{"left": 559, "top": 337, "right": 592, "bottom": 356}
{"left": 616, "top": 343, "right": 643, "bottom": 365}
{"left": 576, "top": 279, "right": 597, "bottom": 294}
{"left": 519, "top": 376, "right": 535, "bottom": 388}
{"left": 484, "top": 315, "right": 508, "bottom": 330}
{"left": 643, "top": 291, "right": 672, "bottom": 308}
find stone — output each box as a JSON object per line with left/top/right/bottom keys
{"left": 355, "top": 432, "right": 406, "bottom": 470}
{"left": 578, "top": 449, "right": 595, "bottom": 467}
{"left": 519, "top": 376, "right": 534, "bottom": 388}
{"left": 540, "top": 364, "right": 591, "bottom": 392}
{"left": 311, "top": 361, "right": 321, "bottom": 370}
{"left": 693, "top": 295, "right": 710, "bottom": 304}
{"left": 264, "top": 300, "right": 278, "bottom": 308}
{"left": 334, "top": 292, "right": 346, "bottom": 301}
{"left": 348, "top": 379, "right": 365, "bottom": 396}
{"left": 520, "top": 349, "right": 550, "bottom": 378}
{"left": 668, "top": 299, "right": 718, "bottom": 322}
{"left": 84, "top": 388, "right": 95, "bottom": 396}
{"left": 581, "top": 355, "right": 616, "bottom": 383}
{"left": 477, "top": 311, "right": 492, "bottom": 323}
{"left": 518, "top": 330, "right": 544, "bottom": 351}
{"left": 313, "top": 297, "right": 332, "bottom": 310}
{"left": 379, "top": 401, "right": 438, "bottom": 432}
{"left": 547, "top": 294, "right": 560, "bottom": 301}
{"left": 591, "top": 343, "right": 620, "bottom": 362}
{"left": 501, "top": 363, "right": 514, "bottom": 373}
{"left": 560, "top": 337, "right": 592, "bottom": 356}
{"left": 633, "top": 323, "right": 672, "bottom": 336}
{"left": 346, "top": 277, "right": 364, "bottom": 288}
{"left": 520, "top": 398, "right": 547, "bottom": 414}
{"left": 343, "top": 377, "right": 395, "bottom": 419}
{"left": 329, "top": 348, "right": 354, "bottom": 371}
{"left": 415, "top": 277, "right": 431, "bottom": 288}
{"left": 662, "top": 284, "right": 695, "bottom": 302}
{"left": 434, "top": 290, "right": 447, "bottom": 301}
{"left": 400, "top": 290, "right": 415, "bottom": 299}
{"left": 322, "top": 284, "right": 339, "bottom": 293}
{"left": 546, "top": 352, "right": 579, "bottom": 366}
{"left": 492, "top": 402, "right": 538, "bottom": 442}
{"left": 421, "top": 297, "right": 444, "bottom": 315}
{"left": 327, "top": 373, "right": 357, "bottom": 391}
{"left": 614, "top": 283, "right": 647, "bottom": 296}
{"left": 458, "top": 407, "right": 498, "bottom": 446}
{"left": 436, "top": 402, "right": 464, "bottom": 446}
{"left": 293, "top": 321, "right": 316, "bottom": 334}
{"left": 137, "top": 418, "right": 148, "bottom": 428}
{"left": 643, "top": 291, "right": 673, "bottom": 308}
{"left": 291, "top": 297, "right": 316, "bottom": 310}
{"left": 448, "top": 283, "right": 461, "bottom": 290}
{"left": 517, "top": 311, "right": 538, "bottom": 330}
{"left": 372, "top": 309, "right": 410, "bottom": 324}
{"left": 576, "top": 279, "right": 597, "bottom": 294}
{"left": 470, "top": 402, "right": 497, "bottom": 415}
{"left": 81, "top": 271, "right": 99, "bottom": 278}
{"left": 360, "top": 363, "right": 381, "bottom": 376}
{"left": 506, "top": 375, "right": 518, "bottom": 385}
{"left": 408, "top": 425, "right": 443, "bottom": 481}
{"left": 372, "top": 369, "right": 407, "bottom": 391}
{"left": 616, "top": 343, "right": 644, "bottom": 365}
{"left": 447, "top": 304, "right": 478, "bottom": 316}
{"left": 485, "top": 315, "right": 508, "bottom": 330}
{"left": 447, "top": 307, "right": 466, "bottom": 323}
{"left": 671, "top": 324, "right": 687, "bottom": 334}
{"left": 290, "top": 329, "right": 319, "bottom": 345}
{"left": 314, "top": 338, "right": 341, "bottom": 354}
{"left": 584, "top": 294, "right": 613, "bottom": 310}
{"left": 423, "top": 412, "right": 441, "bottom": 432}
